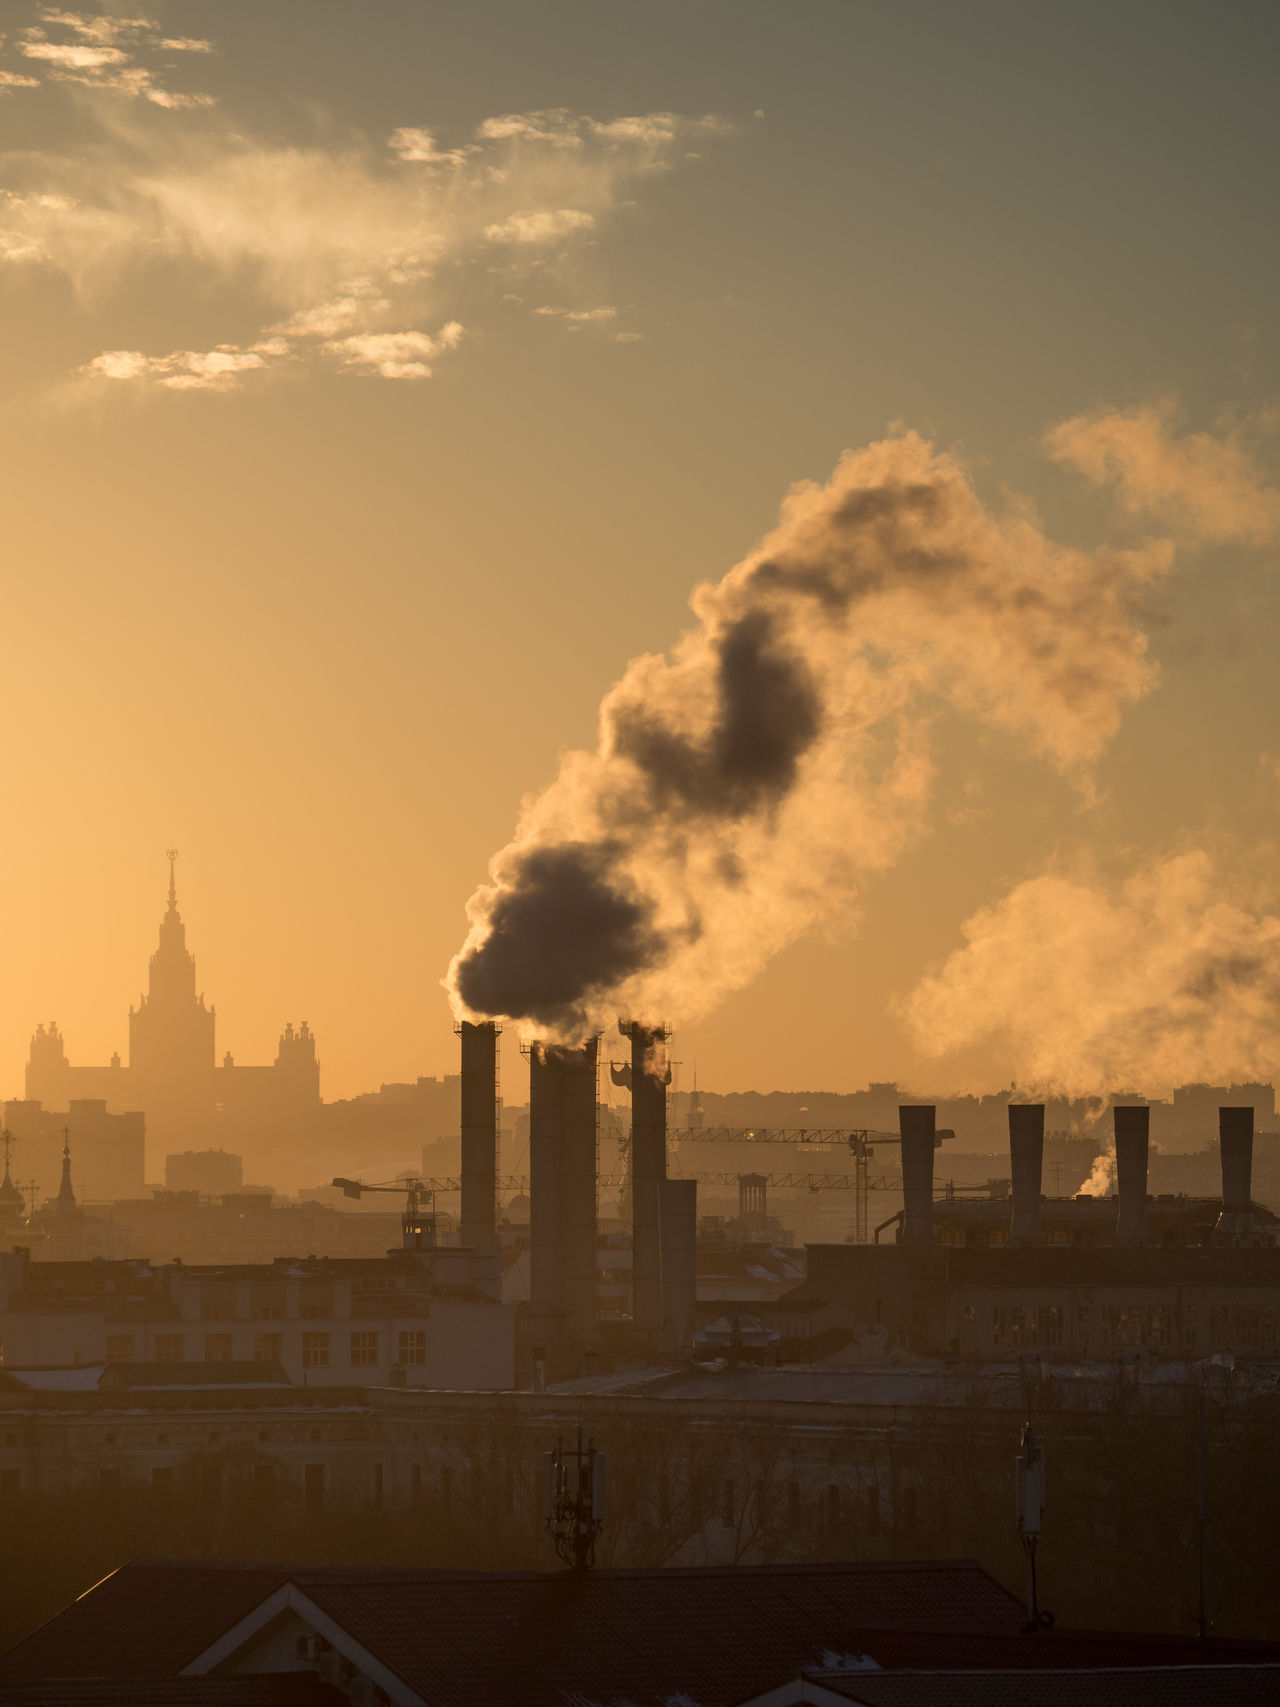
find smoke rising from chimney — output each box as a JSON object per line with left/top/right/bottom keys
{"left": 448, "top": 431, "right": 1171, "bottom": 1039}
{"left": 904, "top": 850, "right": 1280, "bottom": 1098}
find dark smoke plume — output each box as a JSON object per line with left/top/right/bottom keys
{"left": 448, "top": 431, "right": 1170, "bottom": 1039}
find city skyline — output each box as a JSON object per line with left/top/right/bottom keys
{"left": 2, "top": 2, "right": 1278, "bottom": 1102}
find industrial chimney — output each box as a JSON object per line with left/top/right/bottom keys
{"left": 459, "top": 1021, "right": 499, "bottom": 1250}
{"left": 529, "top": 1039, "right": 599, "bottom": 1337}
{"left": 898, "top": 1105, "right": 936, "bottom": 1245}
{"left": 620, "top": 1021, "right": 670, "bottom": 1345}
{"left": 1219, "top": 1106, "right": 1253, "bottom": 1211}
{"left": 529, "top": 1043, "right": 565, "bottom": 1313}
{"left": 1113, "top": 1104, "right": 1149, "bottom": 1247}
{"left": 1008, "top": 1104, "right": 1045, "bottom": 1246}
{"left": 561, "top": 1037, "right": 600, "bottom": 1338}
{"left": 659, "top": 1176, "right": 697, "bottom": 1358}
{"left": 1212, "top": 1105, "right": 1256, "bottom": 1247}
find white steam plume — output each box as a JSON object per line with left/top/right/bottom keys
{"left": 903, "top": 850, "right": 1280, "bottom": 1099}
{"left": 447, "top": 431, "right": 1171, "bottom": 1040}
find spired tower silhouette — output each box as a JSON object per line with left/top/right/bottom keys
{"left": 127, "top": 850, "right": 217, "bottom": 1118}
{"left": 24, "top": 852, "right": 320, "bottom": 1146}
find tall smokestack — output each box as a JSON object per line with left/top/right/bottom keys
{"left": 898, "top": 1105, "right": 936, "bottom": 1246}
{"left": 621, "top": 1020, "right": 669, "bottom": 1344}
{"left": 1113, "top": 1104, "right": 1149, "bottom": 1247}
{"left": 1219, "top": 1106, "right": 1253, "bottom": 1212}
{"left": 561, "top": 1037, "right": 599, "bottom": 1339}
{"left": 459, "top": 1021, "right": 499, "bottom": 1249}
{"left": 1008, "top": 1104, "right": 1044, "bottom": 1246}
{"left": 660, "top": 1177, "right": 697, "bottom": 1358}
{"left": 529, "top": 1044, "right": 565, "bottom": 1311}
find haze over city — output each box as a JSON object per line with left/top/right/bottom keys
{"left": 6, "top": 8, "right": 1280, "bottom": 1694}
{"left": 4, "top": 0, "right": 1279, "bottom": 1107}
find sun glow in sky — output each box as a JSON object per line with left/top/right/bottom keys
{"left": 2, "top": 0, "right": 1279, "bottom": 1101}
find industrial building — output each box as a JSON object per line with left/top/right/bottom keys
{"left": 783, "top": 1101, "right": 1280, "bottom": 1362}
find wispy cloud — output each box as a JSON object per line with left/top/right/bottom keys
{"left": 482, "top": 208, "right": 597, "bottom": 245}
{"left": 1046, "top": 399, "right": 1280, "bottom": 546}
{"left": 11, "top": 6, "right": 216, "bottom": 106}
{"left": 0, "top": 8, "right": 728, "bottom": 394}
{"left": 323, "top": 323, "right": 463, "bottom": 380}
{"left": 533, "top": 304, "right": 619, "bottom": 330}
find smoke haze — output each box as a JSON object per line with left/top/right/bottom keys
{"left": 903, "top": 850, "right": 1280, "bottom": 1098}
{"left": 449, "top": 431, "right": 1171, "bottom": 1039}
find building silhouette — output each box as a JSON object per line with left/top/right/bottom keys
{"left": 25, "top": 852, "right": 319, "bottom": 1149}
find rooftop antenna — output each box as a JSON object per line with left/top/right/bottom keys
{"left": 544, "top": 1425, "right": 606, "bottom": 1571}
{"left": 1015, "top": 1422, "right": 1052, "bottom": 1631}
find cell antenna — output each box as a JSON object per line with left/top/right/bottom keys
{"left": 1015, "top": 1422, "right": 1053, "bottom": 1631}
{"left": 544, "top": 1426, "right": 606, "bottom": 1571}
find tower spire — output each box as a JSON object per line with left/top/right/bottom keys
{"left": 166, "top": 847, "right": 178, "bottom": 913}
{"left": 56, "top": 1125, "right": 76, "bottom": 1213}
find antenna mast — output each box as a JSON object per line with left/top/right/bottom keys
{"left": 544, "top": 1427, "right": 606, "bottom": 1571}
{"left": 1015, "top": 1422, "right": 1052, "bottom": 1631}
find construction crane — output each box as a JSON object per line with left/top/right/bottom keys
{"left": 667, "top": 1127, "right": 953, "bottom": 1244}
{"left": 331, "top": 1175, "right": 438, "bottom": 1250}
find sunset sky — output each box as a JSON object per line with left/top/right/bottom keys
{"left": 2, "top": 0, "right": 1279, "bottom": 1103}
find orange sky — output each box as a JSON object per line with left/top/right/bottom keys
{"left": 2, "top": 2, "right": 1278, "bottom": 1102}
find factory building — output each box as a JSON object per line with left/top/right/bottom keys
{"left": 785, "top": 1102, "right": 1280, "bottom": 1361}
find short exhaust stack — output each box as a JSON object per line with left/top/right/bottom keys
{"left": 1008, "top": 1104, "right": 1045, "bottom": 1246}
{"left": 898, "top": 1105, "right": 936, "bottom": 1246}
{"left": 1113, "top": 1104, "right": 1149, "bottom": 1247}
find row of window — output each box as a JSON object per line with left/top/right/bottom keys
{"left": 105, "top": 1331, "right": 428, "bottom": 1367}
{"left": 969, "top": 1301, "right": 1270, "bottom": 1350}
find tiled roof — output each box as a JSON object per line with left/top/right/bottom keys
{"left": 0, "top": 1563, "right": 294, "bottom": 1681}
{"left": 0, "top": 1558, "right": 1025, "bottom": 1701}
{"left": 816, "top": 1630, "right": 1280, "bottom": 1671}
{"left": 293, "top": 1561, "right": 1024, "bottom": 1704}
{"left": 793, "top": 1663, "right": 1280, "bottom": 1706}
{"left": 0, "top": 1679, "right": 344, "bottom": 1705}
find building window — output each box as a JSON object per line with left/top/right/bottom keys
{"left": 1209, "top": 1304, "right": 1277, "bottom": 1349}
{"left": 251, "top": 1302, "right": 284, "bottom": 1320}
{"left": 302, "top": 1333, "right": 330, "bottom": 1369}
{"left": 304, "top": 1463, "right": 326, "bottom": 1512}
{"left": 300, "top": 1302, "right": 330, "bottom": 1319}
{"left": 350, "top": 1332, "right": 379, "bottom": 1367}
{"left": 825, "top": 1484, "right": 841, "bottom": 1530}
{"left": 252, "top": 1333, "right": 283, "bottom": 1363}
{"left": 1103, "top": 1305, "right": 1171, "bottom": 1348}
{"left": 991, "top": 1306, "right": 1063, "bottom": 1349}
{"left": 204, "top": 1334, "right": 234, "bottom": 1362}
{"left": 0, "top": 1468, "right": 20, "bottom": 1499}
{"left": 105, "top": 1335, "right": 134, "bottom": 1362}
{"left": 155, "top": 1334, "right": 184, "bottom": 1363}
{"left": 398, "top": 1330, "right": 426, "bottom": 1366}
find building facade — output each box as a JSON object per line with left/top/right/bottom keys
{"left": 0, "top": 1245, "right": 513, "bottom": 1391}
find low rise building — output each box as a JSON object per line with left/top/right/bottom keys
{"left": 0, "top": 1244, "right": 513, "bottom": 1391}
